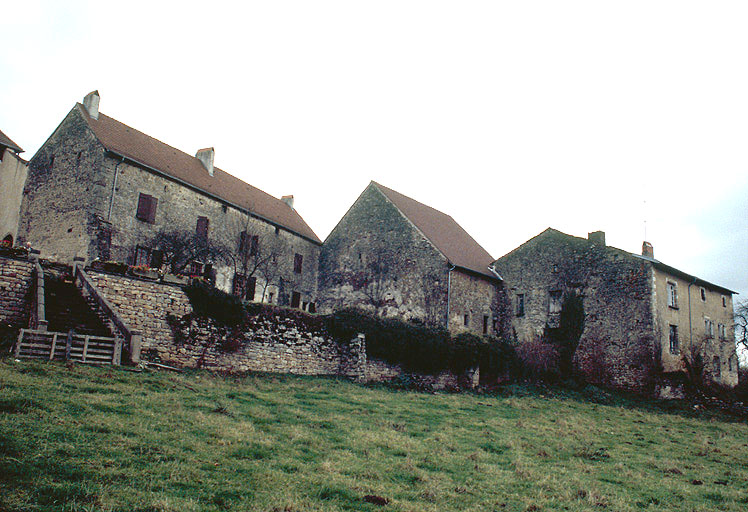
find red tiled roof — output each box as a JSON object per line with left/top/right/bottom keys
{"left": 372, "top": 182, "right": 497, "bottom": 279}
{"left": 0, "top": 128, "right": 23, "bottom": 153}
{"left": 77, "top": 104, "right": 321, "bottom": 243}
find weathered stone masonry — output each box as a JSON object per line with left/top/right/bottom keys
{"left": 0, "top": 256, "right": 33, "bottom": 328}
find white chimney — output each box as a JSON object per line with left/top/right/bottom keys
{"left": 83, "top": 91, "right": 100, "bottom": 120}
{"left": 281, "top": 195, "right": 294, "bottom": 209}
{"left": 196, "top": 147, "right": 214, "bottom": 176}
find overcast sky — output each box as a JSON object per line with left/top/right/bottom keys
{"left": 2, "top": 1, "right": 746, "bottom": 299}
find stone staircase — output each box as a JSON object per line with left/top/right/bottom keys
{"left": 44, "top": 274, "right": 113, "bottom": 337}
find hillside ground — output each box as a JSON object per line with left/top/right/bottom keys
{"left": 1, "top": 360, "right": 747, "bottom": 511}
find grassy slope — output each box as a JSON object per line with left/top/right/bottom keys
{"left": 0, "top": 361, "right": 747, "bottom": 512}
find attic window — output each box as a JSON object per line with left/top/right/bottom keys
{"left": 722, "top": 296, "right": 727, "bottom": 307}
{"left": 136, "top": 193, "right": 158, "bottom": 223}
{"left": 700, "top": 287, "right": 706, "bottom": 302}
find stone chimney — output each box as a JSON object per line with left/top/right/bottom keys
{"left": 83, "top": 91, "right": 100, "bottom": 120}
{"left": 642, "top": 241, "right": 654, "bottom": 259}
{"left": 588, "top": 231, "right": 606, "bottom": 246}
{"left": 281, "top": 195, "right": 294, "bottom": 209}
{"left": 196, "top": 148, "right": 214, "bottom": 176}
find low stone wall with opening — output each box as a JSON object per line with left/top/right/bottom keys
{"left": 0, "top": 255, "right": 34, "bottom": 328}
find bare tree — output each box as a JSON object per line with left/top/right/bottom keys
{"left": 735, "top": 299, "right": 748, "bottom": 354}
{"left": 255, "top": 235, "right": 288, "bottom": 302}
{"left": 150, "top": 229, "right": 229, "bottom": 276}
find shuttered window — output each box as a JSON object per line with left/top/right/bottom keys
{"left": 136, "top": 193, "right": 158, "bottom": 223}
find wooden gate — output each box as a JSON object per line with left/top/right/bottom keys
{"left": 14, "top": 329, "right": 121, "bottom": 365}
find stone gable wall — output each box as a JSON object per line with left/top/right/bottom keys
{"left": 0, "top": 256, "right": 34, "bottom": 327}
{"left": 493, "top": 231, "right": 658, "bottom": 391}
{"left": 319, "top": 184, "right": 450, "bottom": 325}
{"left": 17, "top": 107, "right": 109, "bottom": 263}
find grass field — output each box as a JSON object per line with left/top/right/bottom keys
{"left": 1, "top": 360, "right": 747, "bottom": 512}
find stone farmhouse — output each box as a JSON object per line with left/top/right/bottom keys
{"left": 17, "top": 92, "right": 321, "bottom": 311}
{"left": 3, "top": 91, "right": 739, "bottom": 392}
{"left": 0, "top": 129, "right": 27, "bottom": 245}
{"left": 319, "top": 181, "right": 506, "bottom": 336}
{"left": 492, "top": 228, "right": 738, "bottom": 391}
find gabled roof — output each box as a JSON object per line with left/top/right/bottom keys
{"left": 0, "top": 129, "right": 23, "bottom": 154}
{"left": 496, "top": 227, "right": 737, "bottom": 295}
{"left": 372, "top": 181, "right": 497, "bottom": 279}
{"left": 76, "top": 104, "right": 321, "bottom": 244}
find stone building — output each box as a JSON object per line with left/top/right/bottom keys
{"left": 0, "top": 129, "right": 27, "bottom": 245}
{"left": 319, "top": 181, "right": 506, "bottom": 335}
{"left": 492, "top": 228, "right": 738, "bottom": 390}
{"left": 18, "top": 92, "right": 321, "bottom": 309}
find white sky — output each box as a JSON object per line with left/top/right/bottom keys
{"left": 2, "top": 1, "right": 747, "bottom": 298}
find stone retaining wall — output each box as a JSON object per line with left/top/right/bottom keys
{"left": 83, "top": 270, "right": 477, "bottom": 389}
{"left": 0, "top": 255, "right": 34, "bottom": 327}
{"left": 86, "top": 270, "right": 192, "bottom": 351}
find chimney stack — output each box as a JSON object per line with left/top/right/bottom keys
{"left": 588, "top": 231, "right": 606, "bottom": 246}
{"left": 196, "top": 148, "right": 214, "bottom": 176}
{"left": 83, "top": 91, "right": 100, "bottom": 120}
{"left": 642, "top": 241, "right": 654, "bottom": 259}
{"left": 281, "top": 195, "right": 294, "bottom": 209}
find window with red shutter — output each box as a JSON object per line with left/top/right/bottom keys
{"left": 136, "top": 193, "right": 158, "bottom": 223}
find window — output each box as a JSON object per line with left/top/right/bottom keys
{"left": 549, "top": 290, "right": 562, "bottom": 314}
{"left": 189, "top": 261, "right": 204, "bottom": 276}
{"left": 294, "top": 253, "right": 303, "bottom": 274}
{"left": 150, "top": 250, "right": 164, "bottom": 269}
{"left": 705, "top": 318, "right": 714, "bottom": 338}
{"left": 669, "top": 325, "right": 679, "bottom": 354}
{"left": 232, "top": 273, "right": 246, "bottom": 297}
{"left": 718, "top": 323, "right": 726, "bottom": 340}
{"left": 722, "top": 296, "right": 727, "bottom": 308}
{"left": 134, "top": 246, "right": 151, "bottom": 267}
{"left": 48, "top": 154, "right": 55, "bottom": 169}
{"left": 239, "top": 232, "right": 259, "bottom": 255}
{"left": 700, "top": 287, "right": 706, "bottom": 302}
{"left": 309, "top": 303, "right": 316, "bottom": 314}
{"left": 729, "top": 355, "right": 736, "bottom": 373}
{"left": 516, "top": 294, "right": 525, "bottom": 317}
{"left": 483, "top": 315, "right": 489, "bottom": 335}
{"left": 667, "top": 282, "right": 678, "bottom": 308}
{"left": 246, "top": 276, "right": 256, "bottom": 301}
{"left": 463, "top": 314, "right": 469, "bottom": 327}
{"left": 713, "top": 356, "right": 721, "bottom": 378}
{"left": 136, "top": 193, "right": 158, "bottom": 223}
{"left": 196, "top": 216, "right": 209, "bottom": 239}
{"left": 291, "top": 291, "right": 301, "bottom": 309}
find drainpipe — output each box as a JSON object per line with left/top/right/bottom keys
{"left": 107, "top": 156, "right": 125, "bottom": 222}
{"left": 687, "top": 277, "right": 697, "bottom": 349}
{"left": 446, "top": 263, "right": 456, "bottom": 329}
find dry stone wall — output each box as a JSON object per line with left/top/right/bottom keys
{"left": 0, "top": 256, "right": 33, "bottom": 328}
{"left": 83, "top": 270, "right": 474, "bottom": 388}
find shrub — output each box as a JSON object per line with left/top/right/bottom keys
{"left": 183, "top": 282, "right": 244, "bottom": 327}
{"left": 516, "top": 337, "right": 561, "bottom": 381}
{"left": 325, "top": 308, "right": 515, "bottom": 376}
